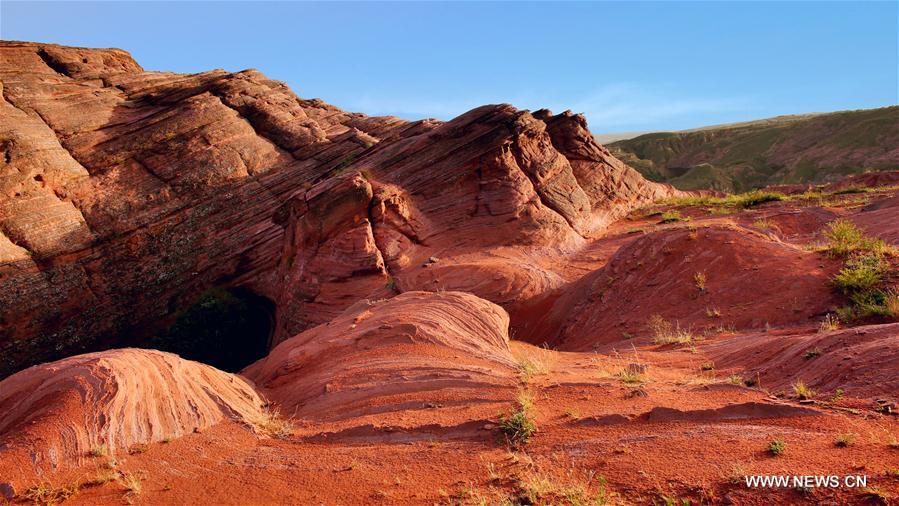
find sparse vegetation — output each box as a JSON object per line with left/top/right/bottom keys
{"left": 693, "top": 271, "right": 706, "bottom": 292}
{"left": 769, "top": 439, "right": 786, "bottom": 456}
{"left": 253, "top": 405, "right": 294, "bottom": 438}
{"left": 832, "top": 253, "right": 888, "bottom": 293}
{"left": 832, "top": 388, "right": 845, "bottom": 402}
{"left": 617, "top": 367, "right": 647, "bottom": 385}
{"left": 648, "top": 314, "right": 695, "bottom": 345}
{"left": 726, "top": 374, "right": 743, "bottom": 385}
{"left": 819, "top": 314, "right": 840, "bottom": 332}
{"left": 821, "top": 221, "right": 898, "bottom": 322}
{"left": 663, "top": 190, "right": 786, "bottom": 210}
{"left": 659, "top": 210, "right": 688, "bottom": 224}
{"left": 498, "top": 391, "right": 537, "bottom": 446}
{"left": 88, "top": 468, "right": 122, "bottom": 486}
{"left": 120, "top": 472, "right": 142, "bottom": 496}
{"left": 22, "top": 482, "right": 80, "bottom": 505}
{"left": 515, "top": 349, "right": 554, "bottom": 384}
{"left": 834, "top": 433, "right": 857, "bottom": 447}
{"left": 824, "top": 220, "right": 891, "bottom": 257}
{"left": 512, "top": 471, "right": 610, "bottom": 505}
{"left": 792, "top": 380, "right": 815, "bottom": 400}
{"left": 705, "top": 306, "right": 721, "bottom": 318}
{"left": 700, "top": 361, "right": 715, "bottom": 371}
{"left": 752, "top": 218, "right": 776, "bottom": 230}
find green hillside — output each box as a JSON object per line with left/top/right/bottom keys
{"left": 607, "top": 106, "right": 899, "bottom": 192}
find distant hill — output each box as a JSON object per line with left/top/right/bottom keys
{"left": 605, "top": 106, "right": 899, "bottom": 192}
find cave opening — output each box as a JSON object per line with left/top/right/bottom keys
{"left": 144, "top": 287, "right": 274, "bottom": 372}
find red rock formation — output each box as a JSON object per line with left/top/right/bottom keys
{"left": 522, "top": 225, "right": 840, "bottom": 350}
{"left": 244, "top": 291, "right": 518, "bottom": 419}
{"left": 0, "top": 349, "right": 266, "bottom": 466}
{"left": 706, "top": 322, "right": 899, "bottom": 398}
{"left": 0, "top": 41, "right": 676, "bottom": 375}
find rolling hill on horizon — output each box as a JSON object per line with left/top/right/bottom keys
{"left": 606, "top": 106, "right": 898, "bottom": 192}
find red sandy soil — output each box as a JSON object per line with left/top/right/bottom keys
{"left": 2, "top": 185, "right": 898, "bottom": 505}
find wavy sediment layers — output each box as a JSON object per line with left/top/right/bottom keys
{"left": 243, "top": 291, "right": 518, "bottom": 420}
{"left": 0, "top": 348, "right": 266, "bottom": 466}
{"left": 520, "top": 225, "right": 839, "bottom": 350}
{"left": 0, "top": 41, "right": 677, "bottom": 375}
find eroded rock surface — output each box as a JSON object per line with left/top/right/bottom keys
{"left": 0, "top": 348, "right": 266, "bottom": 466}
{"left": 0, "top": 42, "right": 676, "bottom": 375}
{"left": 244, "top": 291, "right": 518, "bottom": 419}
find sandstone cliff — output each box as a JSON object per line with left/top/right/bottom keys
{"left": 0, "top": 42, "right": 676, "bottom": 376}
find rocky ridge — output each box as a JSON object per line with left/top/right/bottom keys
{"left": 0, "top": 41, "right": 676, "bottom": 375}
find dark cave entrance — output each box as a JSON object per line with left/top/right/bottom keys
{"left": 144, "top": 287, "right": 274, "bottom": 372}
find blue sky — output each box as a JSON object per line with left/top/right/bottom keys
{"left": 2, "top": 1, "right": 897, "bottom": 133}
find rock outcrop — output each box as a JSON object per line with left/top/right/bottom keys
{"left": 0, "top": 348, "right": 266, "bottom": 466}
{"left": 243, "top": 291, "right": 518, "bottom": 419}
{"left": 521, "top": 225, "right": 839, "bottom": 350}
{"left": 0, "top": 41, "right": 676, "bottom": 376}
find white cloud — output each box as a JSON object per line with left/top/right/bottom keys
{"left": 339, "top": 83, "right": 750, "bottom": 133}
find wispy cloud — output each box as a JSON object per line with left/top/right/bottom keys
{"left": 554, "top": 83, "right": 750, "bottom": 133}
{"left": 340, "top": 83, "right": 751, "bottom": 133}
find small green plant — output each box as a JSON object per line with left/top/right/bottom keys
{"left": 804, "top": 347, "right": 822, "bottom": 360}
{"left": 499, "top": 393, "right": 537, "bottom": 446}
{"left": 792, "top": 380, "right": 815, "bottom": 400}
{"left": 384, "top": 275, "right": 398, "bottom": 292}
{"left": 769, "top": 439, "right": 786, "bottom": 456}
{"left": 834, "top": 433, "right": 857, "bottom": 447}
{"left": 700, "top": 361, "right": 715, "bottom": 371}
{"left": 693, "top": 271, "right": 706, "bottom": 292}
{"left": 659, "top": 210, "right": 688, "bottom": 224}
{"left": 832, "top": 388, "right": 845, "bottom": 402}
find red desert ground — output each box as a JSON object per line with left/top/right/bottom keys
{"left": 0, "top": 42, "right": 897, "bottom": 505}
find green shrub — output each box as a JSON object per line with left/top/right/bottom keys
{"left": 824, "top": 220, "right": 890, "bottom": 257}
{"left": 499, "top": 409, "right": 537, "bottom": 446}
{"left": 659, "top": 210, "right": 688, "bottom": 224}
{"left": 769, "top": 439, "right": 786, "bottom": 456}
{"left": 736, "top": 191, "right": 785, "bottom": 207}
{"left": 832, "top": 254, "right": 887, "bottom": 293}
